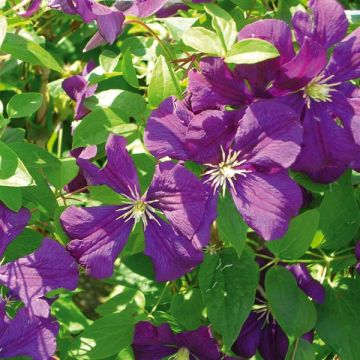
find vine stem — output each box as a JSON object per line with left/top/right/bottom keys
{"left": 150, "top": 282, "right": 170, "bottom": 315}
{"left": 3, "top": 0, "right": 33, "bottom": 15}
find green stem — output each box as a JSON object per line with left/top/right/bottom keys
{"left": 150, "top": 282, "right": 169, "bottom": 315}
{"left": 3, "top": 0, "right": 33, "bottom": 15}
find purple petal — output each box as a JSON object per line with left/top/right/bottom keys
{"left": 144, "top": 97, "right": 192, "bottom": 161}
{"left": 292, "top": 0, "right": 348, "bottom": 49}
{"left": 287, "top": 264, "right": 325, "bottom": 304}
{"left": 156, "top": 3, "right": 188, "bottom": 18}
{"left": 259, "top": 320, "right": 289, "bottom": 360}
{"left": 238, "top": 19, "right": 295, "bottom": 63}
{"left": 0, "top": 239, "right": 78, "bottom": 317}
{"left": 292, "top": 103, "right": 358, "bottom": 183}
{"left": 132, "top": 322, "right": 177, "bottom": 360}
{"left": 144, "top": 216, "right": 203, "bottom": 282}
{"left": 231, "top": 171, "right": 302, "bottom": 240}
{"left": 18, "top": 0, "right": 41, "bottom": 17}
{"left": 232, "top": 312, "right": 262, "bottom": 358}
{"left": 127, "top": 0, "right": 169, "bottom": 17}
{"left": 84, "top": 31, "right": 108, "bottom": 52}
{"left": 188, "top": 57, "right": 249, "bottom": 112}
{"left": 146, "top": 162, "right": 207, "bottom": 240}
{"left": 61, "top": 205, "right": 133, "bottom": 279}
{"left": 77, "top": 135, "right": 140, "bottom": 198}
{"left": 270, "top": 37, "right": 327, "bottom": 95}
{"left": 0, "top": 204, "right": 30, "bottom": 258}
{"left": 186, "top": 110, "right": 241, "bottom": 164}
{"left": 233, "top": 100, "right": 303, "bottom": 170}
{"left": 0, "top": 308, "right": 58, "bottom": 360}
{"left": 355, "top": 241, "right": 360, "bottom": 261}
{"left": 75, "top": 0, "right": 97, "bottom": 22}
{"left": 96, "top": 10, "right": 125, "bottom": 44}
{"left": 325, "top": 27, "right": 360, "bottom": 83}
{"left": 48, "top": 0, "right": 77, "bottom": 14}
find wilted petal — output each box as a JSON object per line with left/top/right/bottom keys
{"left": 232, "top": 312, "right": 262, "bottom": 358}
{"left": 293, "top": 0, "right": 348, "bottom": 48}
{"left": 144, "top": 97, "right": 192, "bottom": 161}
{"left": 0, "top": 308, "right": 58, "bottom": 360}
{"left": 271, "top": 38, "right": 327, "bottom": 95}
{"left": 0, "top": 204, "right": 30, "bottom": 258}
{"left": 18, "top": 0, "right": 41, "bottom": 17}
{"left": 233, "top": 100, "right": 302, "bottom": 170}
{"left": 144, "top": 216, "right": 203, "bottom": 282}
{"left": 146, "top": 162, "right": 207, "bottom": 240}
{"left": 188, "top": 57, "right": 249, "bottom": 112}
{"left": 238, "top": 19, "right": 295, "bottom": 62}
{"left": 292, "top": 103, "right": 358, "bottom": 183}
{"left": 325, "top": 27, "right": 360, "bottom": 83}
{"left": 61, "top": 205, "right": 133, "bottom": 279}
{"left": 231, "top": 171, "right": 302, "bottom": 240}
{"left": 0, "top": 239, "right": 78, "bottom": 317}
{"left": 287, "top": 264, "right": 325, "bottom": 304}
{"left": 77, "top": 135, "right": 140, "bottom": 198}
{"left": 259, "top": 321, "right": 289, "bottom": 360}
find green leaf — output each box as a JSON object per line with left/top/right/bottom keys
{"left": 72, "top": 108, "right": 137, "bottom": 148}
{"left": 316, "top": 279, "right": 360, "bottom": 360}
{"left": 285, "top": 339, "right": 315, "bottom": 360}
{"left": 99, "top": 50, "right": 120, "bottom": 73}
{"left": 68, "top": 312, "right": 134, "bottom": 359}
{"left": 230, "top": 0, "right": 255, "bottom": 10}
{"left": 267, "top": 209, "right": 320, "bottom": 259}
{"left": 217, "top": 194, "right": 248, "bottom": 256}
{"left": 318, "top": 171, "right": 360, "bottom": 250}
{"left": 204, "top": 4, "right": 237, "bottom": 52}
{"left": 121, "top": 49, "right": 139, "bottom": 88}
{"left": 170, "top": 289, "right": 204, "bottom": 330}
{"left": 0, "top": 186, "right": 22, "bottom": 211}
{"left": 85, "top": 90, "right": 146, "bottom": 119}
{"left": 225, "top": 39, "right": 280, "bottom": 64}
{"left": 0, "top": 16, "right": 7, "bottom": 48}
{"left": 7, "top": 92, "right": 43, "bottom": 119}
{"left": 44, "top": 158, "right": 78, "bottom": 189}
{"left": 277, "top": 0, "right": 300, "bottom": 21}
{"left": 265, "top": 266, "right": 317, "bottom": 337}
{"left": 0, "top": 33, "right": 62, "bottom": 72}
{"left": 148, "top": 55, "right": 182, "bottom": 108}
{"left": 291, "top": 171, "right": 330, "bottom": 193}
{"left": 89, "top": 185, "right": 128, "bottom": 205}
{"left": 182, "top": 27, "right": 224, "bottom": 56}
{"left": 164, "top": 17, "right": 198, "bottom": 41}
{"left": 199, "top": 248, "right": 259, "bottom": 350}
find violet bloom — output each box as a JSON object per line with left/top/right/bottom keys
{"left": 145, "top": 98, "right": 303, "bottom": 241}
{"left": 132, "top": 322, "right": 233, "bottom": 360}
{"left": 18, "top": 0, "right": 41, "bottom": 17}
{"left": 0, "top": 300, "right": 58, "bottom": 360}
{"left": 188, "top": 0, "right": 360, "bottom": 183}
{"left": 61, "top": 134, "right": 207, "bottom": 281}
{"left": 355, "top": 241, "right": 360, "bottom": 273}
{"left": 62, "top": 60, "right": 97, "bottom": 121}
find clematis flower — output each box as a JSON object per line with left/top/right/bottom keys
{"left": 145, "top": 98, "right": 303, "bottom": 241}
{"left": 61, "top": 134, "right": 207, "bottom": 281}
{"left": 0, "top": 300, "right": 58, "bottom": 360}
{"left": 355, "top": 241, "right": 360, "bottom": 274}
{"left": 62, "top": 60, "right": 97, "bottom": 121}
{"left": 188, "top": 0, "right": 360, "bottom": 183}
{"left": 132, "top": 322, "right": 234, "bottom": 360}
{"left": 18, "top": 0, "right": 41, "bottom": 17}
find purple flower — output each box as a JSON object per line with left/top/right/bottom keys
{"left": 132, "top": 322, "right": 233, "bottom": 360}
{"left": 188, "top": 0, "right": 360, "bottom": 183}
{"left": 18, "top": 0, "right": 41, "bottom": 17}
{"left": 0, "top": 301, "right": 58, "bottom": 360}
{"left": 61, "top": 134, "right": 207, "bottom": 281}
{"left": 355, "top": 241, "right": 360, "bottom": 273}
{"left": 145, "top": 98, "right": 303, "bottom": 241}
{"left": 62, "top": 60, "right": 97, "bottom": 121}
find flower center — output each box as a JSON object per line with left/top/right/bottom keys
{"left": 203, "top": 147, "right": 250, "bottom": 196}
{"left": 172, "top": 347, "right": 191, "bottom": 360}
{"left": 116, "top": 187, "right": 160, "bottom": 228}
{"left": 303, "top": 75, "right": 340, "bottom": 108}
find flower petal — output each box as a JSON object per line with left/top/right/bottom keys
{"left": 259, "top": 321, "right": 289, "bottom": 360}
{"left": 0, "top": 239, "right": 78, "bottom": 317}
{"left": 325, "top": 27, "right": 360, "bottom": 83}
{"left": 18, "top": 0, "right": 41, "bottom": 17}
{"left": 96, "top": 11, "right": 125, "bottom": 44}
{"left": 292, "top": 103, "right": 358, "bottom": 183}
{"left": 144, "top": 216, "right": 203, "bottom": 282}
{"left": 0, "top": 204, "right": 30, "bottom": 258}
{"left": 77, "top": 135, "right": 140, "bottom": 198}
{"left": 127, "top": 0, "right": 169, "bottom": 17}
{"left": 292, "top": 0, "right": 348, "bottom": 49}
{"left": 0, "top": 308, "right": 59, "bottom": 360}
{"left": 146, "top": 162, "right": 207, "bottom": 239}
{"left": 61, "top": 205, "right": 133, "bottom": 279}
{"left": 287, "top": 264, "right": 325, "bottom": 304}
{"left": 144, "top": 97, "right": 192, "bottom": 161}
{"left": 232, "top": 100, "right": 303, "bottom": 170}
{"left": 231, "top": 171, "right": 302, "bottom": 240}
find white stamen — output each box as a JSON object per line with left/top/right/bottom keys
{"left": 203, "top": 147, "right": 250, "bottom": 196}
